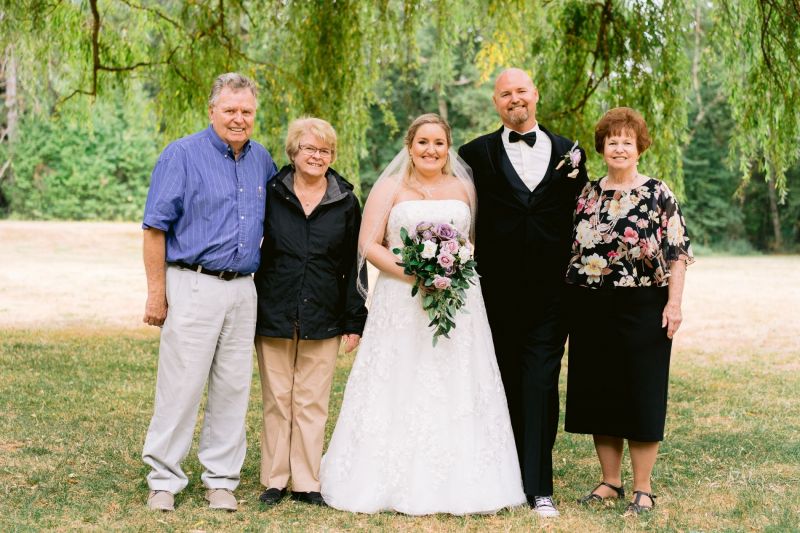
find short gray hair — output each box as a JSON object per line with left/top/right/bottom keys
{"left": 207, "top": 73, "right": 258, "bottom": 107}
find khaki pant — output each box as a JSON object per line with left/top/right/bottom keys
{"left": 142, "top": 266, "right": 257, "bottom": 494}
{"left": 255, "top": 333, "right": 340, "bottom": 492}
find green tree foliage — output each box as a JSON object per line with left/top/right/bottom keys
{"left": 711, "top": 1, "right": 800, "bottom": 200}
{"left": 682, "top": 97, "right": 748, "bottom": 250}
{"left": 2, "top": 95, "right": 158, "bottom": 219}
{"left": 0, "top": 0, "right": 798, "bottom": 251}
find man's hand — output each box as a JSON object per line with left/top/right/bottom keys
{"left": 143, "top": 295, "right": 168, "bottom": 327}
{"left": 341, "top": 334, "right": 361, "bottom": 353}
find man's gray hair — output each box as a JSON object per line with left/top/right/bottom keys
{"left": 207, "top": 73, "right": 258, "bottom": 107}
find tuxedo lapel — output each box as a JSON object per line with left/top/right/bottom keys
{"left": 486, "top": 127, "right": 529, "bottom": 207}
{"left": 529, "top": 126, "right": 560, "bottom": 205}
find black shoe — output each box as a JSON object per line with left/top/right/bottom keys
{"left": 577, "top": 481, "right": 626, "bottom": 504}
{"left": 259, "top": 487, "right": 287, "bottom": 506}
{"left": 623, "top": 490, "right": 656, "bottom": 516}
{"left": 291, "top": 491, "right": 327, "bottom": 506}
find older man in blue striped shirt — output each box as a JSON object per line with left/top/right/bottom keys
{"left": 141, "top": 72, "right": 277, "bottom": 512}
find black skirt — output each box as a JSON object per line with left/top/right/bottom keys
{"left": 564, "top": 285, "right": 672, "bottom": 441}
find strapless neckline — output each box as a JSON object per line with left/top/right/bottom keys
{"left": 389, "top": 199, "right": 471, "bottom": 214}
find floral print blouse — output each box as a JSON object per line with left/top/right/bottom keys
{"left": 565, "top": 178, "right": 694, "bottom": 289}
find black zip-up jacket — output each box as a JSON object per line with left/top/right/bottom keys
{"left": 254, "top": 165, "right": 367, "bottom": 339}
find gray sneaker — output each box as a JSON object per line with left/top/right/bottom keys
{"left": 532, "top": 495, "right": 560, "bottom": 517}
{"left": 147, "top": 490, "right": 174, "bottom": 512}
{"left": 205, "top": 488, "right": 238, "bottom": 512}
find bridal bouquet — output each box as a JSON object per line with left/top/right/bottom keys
{"left": 393, "top": 222, "right": 478, "bottom": 345}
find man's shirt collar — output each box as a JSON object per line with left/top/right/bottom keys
{"left": 206, "top": 125, "right": 251, "bottom": 158}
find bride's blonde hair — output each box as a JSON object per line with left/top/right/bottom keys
{"left": 403, "top": 114, "right": 454, "bottom": 185}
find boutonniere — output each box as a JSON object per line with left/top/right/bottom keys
{"left": 555, "top": 140, "right": 581, "bottom": 178}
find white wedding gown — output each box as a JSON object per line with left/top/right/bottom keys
{"left": 320, "top": 199, "right": 526, "bottom": 515}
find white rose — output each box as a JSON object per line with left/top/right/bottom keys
{"left": 420, "top": 240, "right": 438, "bottom": 259}
{"left": 458, "top": 244, "right": 473, "bottom": 262}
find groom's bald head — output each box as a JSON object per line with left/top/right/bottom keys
{"left": 493, "top": 68, "right": 539, "bottom": 132}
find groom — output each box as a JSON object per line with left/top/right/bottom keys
{"left": 458, "top": 68, "right": 587, "bottom": 517}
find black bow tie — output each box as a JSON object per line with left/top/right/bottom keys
{"left": 509, "top": 130, "right": 537, "bottom": 147}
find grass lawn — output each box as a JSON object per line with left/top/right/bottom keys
{"left": 1, "top": 329, "right": 798, "bottom": 532}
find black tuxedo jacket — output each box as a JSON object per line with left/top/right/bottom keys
{"left": 458, "top": 125, "right": 588, "bottom": 325}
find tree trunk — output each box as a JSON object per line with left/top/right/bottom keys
{"left": 4, "top": 44, "right": 18, "bottom": 142}
{"left": 766, "top": 172, "right": 783, "bottom": 251}
{"left": 437, "top": 90, "right": 448, "bottom": 122}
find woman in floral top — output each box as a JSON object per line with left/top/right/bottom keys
{"left": 564, "top": 107, "right": 694, "bottom": 516}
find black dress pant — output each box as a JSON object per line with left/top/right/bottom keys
{"left": 488, "top": 295, "right": 567, "bottom": 497}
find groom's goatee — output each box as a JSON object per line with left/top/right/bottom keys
{"left": 509, "top": 109, "right": 529, "bottom": 125}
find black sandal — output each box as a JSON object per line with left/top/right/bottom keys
{"left": 577, "top": 481, "right": 626, "bottom": 504}
{"left": 624, "top": 490, "right": 656, "bottom": 515}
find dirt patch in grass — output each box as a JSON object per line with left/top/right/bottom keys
{"left": 2, "top": 221, "right": 799, "bottom": 359}
{"left": 1, "top": 221, "right": 146, "bottom": 330}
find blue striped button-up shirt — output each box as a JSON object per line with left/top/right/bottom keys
{"left": 142, "top": 126, "right": 277, "bottom": 274}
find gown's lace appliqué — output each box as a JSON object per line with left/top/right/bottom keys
{"left": 320, "top": 200, "right": 526, "bottom": 515}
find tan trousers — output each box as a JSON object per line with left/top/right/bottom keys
{"left": 255, "top": 333, "right": 340, "bottom": 492}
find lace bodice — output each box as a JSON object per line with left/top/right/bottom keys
{"left": 385, "top": 200, "right": 472, "bottom": 249}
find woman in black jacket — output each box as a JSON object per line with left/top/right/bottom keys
{"left": 253, "top": 117, "right": 367, "bottom": 508}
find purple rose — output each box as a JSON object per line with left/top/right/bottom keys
{"left": 441, "top": 240, "right": 460, "bottom": 254}
{"left": 435, "top": 223, "right": 458, "bottom": 240}
{"left": 433, "top": 275, "right": 452, "bottom": 290}
{"left": 437, "top": 252, "right": 455, "bottom": 269}
{"left": 421, "top": 229, "right": 434, "bottom": 241}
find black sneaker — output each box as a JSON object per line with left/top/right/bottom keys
{"left": 259, "top": 487, "right": 287, "bottom": 506}
{"left": 290, "top": 491, "right": 327, "bottom": 506}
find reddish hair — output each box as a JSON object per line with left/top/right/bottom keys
{"left": 594, "top": 107, "right": 652, "bottom": 154}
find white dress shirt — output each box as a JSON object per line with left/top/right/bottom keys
{"left": 501, "top": 124, "right": 552, "bottom": 191}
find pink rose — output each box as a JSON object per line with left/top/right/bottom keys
{"left": 441, "top": 240, "right": 460, "bottom": 254}
{"left": 437, "top": 252, "right": 455, "bottom": 269}
{"left": 433, "top": 275, "right": 452, "bottom": 290}
{"left": 623, "top": 227, "right": 639, "bottom": 245}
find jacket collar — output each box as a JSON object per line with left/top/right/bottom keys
{"left": 273, "top": 164, "right": 352, "bottom": 205}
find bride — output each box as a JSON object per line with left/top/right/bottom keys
{"left": 320, "top": 114, "right": 525, "bottom": 515}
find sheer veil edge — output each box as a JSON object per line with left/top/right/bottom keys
{"left": 355, "top": 149, "right": 476, "bottom": 300}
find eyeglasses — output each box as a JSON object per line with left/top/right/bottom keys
{"left": 299, "top": 144, "right": 333, "bottom": 158}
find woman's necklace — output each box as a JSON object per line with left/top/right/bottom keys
{"left": 295, "top": 178, "right": 326, "bottom": 210}
{"left": 414, "top": 174, "right": 446, "bottom": 199}
{"left": 593, "top": 174, "right": 640, "bottom": 235}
